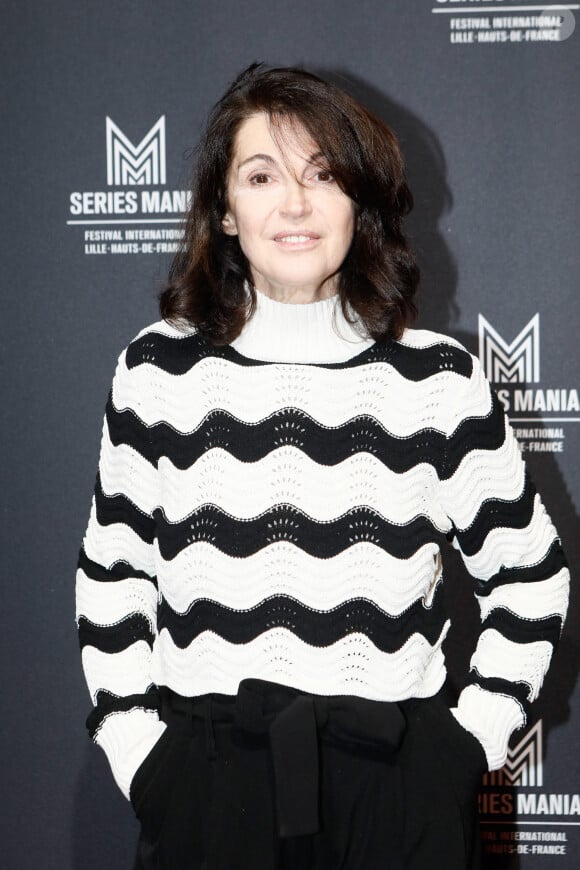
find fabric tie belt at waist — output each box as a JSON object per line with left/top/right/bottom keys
{"left": 161, "top": 679, "right": 407, "bottom": 838}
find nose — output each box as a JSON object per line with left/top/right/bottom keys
{"left": 279, "top": 177, "right": 312, "bottom": 219}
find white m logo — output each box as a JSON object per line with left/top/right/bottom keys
{"left": 484, "top": 720, "right": 543, "bottom": 788}
{"left": 106, "top": 116, "right": 166, "bottom": 186}
{"left": 478, "top": 314, "right": 540, "bottom": 384}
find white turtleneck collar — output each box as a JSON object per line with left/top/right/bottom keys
{"left": 230, "top": 288, "right": 376, "bottom": 364}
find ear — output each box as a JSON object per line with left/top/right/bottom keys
{"left": 222, "top": 211, "right": 238, "bottom": 235}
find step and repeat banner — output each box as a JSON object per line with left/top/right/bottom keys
{"left": 3, "top": 2, "right": 578, "bottom": 868}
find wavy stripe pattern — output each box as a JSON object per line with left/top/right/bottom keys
{"left": 112, "top": 356, "right": 483, "bottom": 436}
{"left": 155, "top": 504, "right": 443, "bottom": 562}
{"left": 150, "top": 626, "right": 450, "bottom": 700}
{"left": 76, "top": 319, "right": 569, "bottom": 787}
{"left": 108, "top": 403, "right": 449, "bottom": 470}
{"left": 156, "top": 589, "right": 447, "bottom": 653}
{"left": 154, "top": 540, "right": 442, "bottom": 616}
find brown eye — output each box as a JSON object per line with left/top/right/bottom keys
{"left": 315, "top": 169, "right": 334, "bottom": 183}
{"left": 250, "top": 173, "right": 270, "bottom": 184}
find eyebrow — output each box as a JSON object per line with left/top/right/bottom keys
{"left": 236, "top": 153, "right": 278, "bottom": 171}
{"left": 236, "top": 151, "right": 326, "bottom": 172}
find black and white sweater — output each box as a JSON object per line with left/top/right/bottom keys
{"left": 76, "top": 290, "right": 569, "bottom": 799}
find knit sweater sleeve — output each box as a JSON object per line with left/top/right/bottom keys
{"left": 75, "top": 340, "right": 166, "bottom": 800}
{"left": 437, "top": 350, "right": 569, "bottom": 770}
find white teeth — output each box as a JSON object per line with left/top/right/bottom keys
{"left": 278, "top": 235, "right": 314, "bottom": 243}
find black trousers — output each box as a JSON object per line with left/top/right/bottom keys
{"left": 130, "top": 680, "right": 486, "bottom": 870}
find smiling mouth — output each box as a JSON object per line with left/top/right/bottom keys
{"left": 273, "top": 233, "right": 321, "bottom": 245}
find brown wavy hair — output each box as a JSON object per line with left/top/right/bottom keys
{"left": 159, "top": 63, "right": 419, "bottom": 344}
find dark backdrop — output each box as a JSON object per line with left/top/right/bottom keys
{"left": 2, "top": 2, "right": 578, "bottom": 867}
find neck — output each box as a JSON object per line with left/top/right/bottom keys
{"left": 252, "top": 277, "right": 339, "bottom": 305}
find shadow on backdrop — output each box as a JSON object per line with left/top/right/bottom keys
{"left": 318, "top": 68, "right": 459, "bottom": 335}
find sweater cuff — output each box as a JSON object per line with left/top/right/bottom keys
{"left": 451, "top": 684, "right": 525, "bottom": 771}
{"left": 94, "top": 708, "right": 167, "bottom": 799}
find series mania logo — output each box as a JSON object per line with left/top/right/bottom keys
{"left": 478, "top": 314, "right": 579, "bottom": 416}
{"left": 479, "top": 720, "right": 580, "bottom": 818}
{"left": 68, "top": 116, "right": 190, "bottom": 221}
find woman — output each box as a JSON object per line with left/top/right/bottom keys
{"left": 76, "top": 63, "right": 569, "bottom": 870}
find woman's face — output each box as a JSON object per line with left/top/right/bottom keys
{"left": 222, "top": 112, "right": 355, "bottom": 303}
